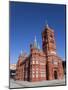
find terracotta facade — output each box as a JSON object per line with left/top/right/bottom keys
{"left": 15, "top": 24, "right": 64, "bottom": 82}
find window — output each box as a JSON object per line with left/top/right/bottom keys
{"left": 36, "top": 74, "right": 38, "bottom": 78}
{"left": 41, "top": 73, "right": 45, "bottom": 77}
{"left": 32, "top": 57, "right": 35, "bottom": 60}
{"left": 32, "top": 60, "right": 35, "bottom": 64}
{"left": 32, "top": 74, "right": 35, "bottom": 78}
{"left": 40, "top": 69, "right": 45, "bottom": 72}
{"left": 40, "top": 62, "right": 45, "bottom": 65}
{"left": 36, "top": 71, "right": 38, "bottom": 74}
{"left": 40, "top": 71, "right": 45, "bottom": 74}
{"left": 43, "top": 74, "right": 45, "bottom": 77}
{"left": 36, "top": 68, "right": 38, "bottom": 71}
{"left": 32, "top": 71, "right": 35, "bottom": 73}
{"left": 32, "top": 68, "right": 34, "bottom": 71}
{"left": 36, "top": 61, "right": 39, "bottom": 64}
{"left": 40, "top": 71, "right": 46, "bottom": 77}
{"left": 54, "top": 61, "right": 58, "bottom": 65}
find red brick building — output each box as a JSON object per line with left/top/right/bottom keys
{"left": 15, "top": 24, "right": 64, "bottom": 82}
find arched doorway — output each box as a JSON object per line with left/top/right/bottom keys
{"left": 54, "top": 71, "right": 58, "bottom": 79}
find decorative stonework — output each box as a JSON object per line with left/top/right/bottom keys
{"left": 15, "top": 24, "right": 64, "bottom": 82}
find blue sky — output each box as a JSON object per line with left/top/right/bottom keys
{"left": 10, "top": 2, "right": 66, "bottom": 64}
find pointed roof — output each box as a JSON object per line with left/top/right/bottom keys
{"left": 46, "top": 23, "right": 49, "bottom": 28}
{"left": 34, "top": 35, "right": 37, "bottom": 42}
{"left": 33, "top": 36, "right": 37, "bottom": 48}
{"left": 20, "top": 50, "right": 22, "bottom": 55}
{"left": 37, "top": 43, "right": 40, "bottom": 49}
{"left": 42, "top": 21, "right": 54, "bottom": 35}
{"left": 45, "top": 20, "right": 49, "bottom": 29}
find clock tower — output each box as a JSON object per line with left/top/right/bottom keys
{"left": 42, "top": 24, "right": 56, "bottom": 55}
{"left": 42, "top": 23, "right": 64, "bottom": 80}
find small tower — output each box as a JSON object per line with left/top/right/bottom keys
{"left": 30, "top": 36, "right": 46, "bottom": 82}
{"left": 30, "top": 36, "right": 38, "bottom": 52}
{"left": 33, "top": 36, "right": 37, "bottom": 48}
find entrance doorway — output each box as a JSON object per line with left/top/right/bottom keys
{"left": 54, "top": 71, "right": 58, "bottom": 79}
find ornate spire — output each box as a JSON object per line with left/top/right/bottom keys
{"left": 20, "top": 50, "right": 22, "bottom": 56}
{"left": 37, "top": 43, "right": 40, "bottom": 49}
{"left": 45, "top": 20, "right": 49, "bottom": 28}
{"left": 33, "top": 36, "right": 37, "bottom": 48}
{"left": 34, "top": 35, "right": 37, "bottom": 42}
{"left": 46, "top": 23, "right": 49, "bottom": 28}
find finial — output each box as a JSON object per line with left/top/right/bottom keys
{"left": 34, "top": 35, "right": 37, "bottom": 42}
{"left": 20, "top": 50, "right": 22, "bottom": 55}
{"left": 45, "top": 20, "right": 49, "bottom": 28}
{"left": 33, "top": 35, "right": 37, "bottom": 48}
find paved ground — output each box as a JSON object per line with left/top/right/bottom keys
{"left": 10, "top": 78, "right": 66, "bottom": 89}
